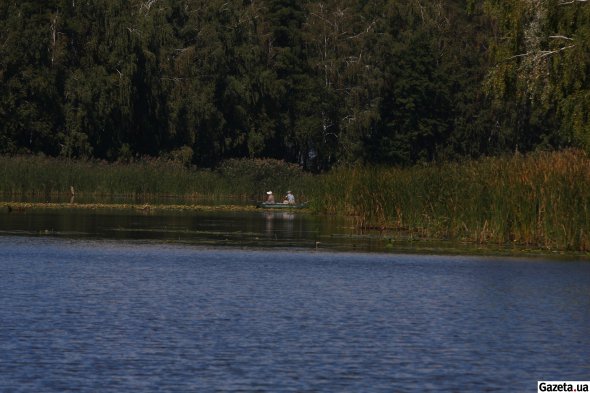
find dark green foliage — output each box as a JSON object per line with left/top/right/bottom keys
{"left": 1, "top": 0, "right": 589, "bottom": 167}
{"left": 483, "top": 0, "right": 590, "bottom": 153}
{"left": 217, "top": 158, "right": 310, "bottom": 197}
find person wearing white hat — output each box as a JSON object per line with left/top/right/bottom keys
{"left": 266, "top": 191, "right": 275, "bottom": 203}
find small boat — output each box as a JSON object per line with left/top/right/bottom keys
{"left": 256, "top": 201, "right": 309, "bottom": 209}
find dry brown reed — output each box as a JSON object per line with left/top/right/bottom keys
{"left": 311, "top": 150, "right": 590, "bottom": 251}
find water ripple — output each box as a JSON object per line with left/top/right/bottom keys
{"left": 0, "top": 237, "right": 589, "bottom": 392}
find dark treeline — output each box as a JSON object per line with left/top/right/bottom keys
{"left": 1, "top": 1, "right": 589, "bottom": 170}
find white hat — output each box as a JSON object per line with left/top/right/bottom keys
{"left": 267, "top": 191, "right": 273, "bottom": 194}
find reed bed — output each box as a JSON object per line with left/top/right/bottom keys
{"left": 2, "top": 150, "right": 589, "bottom": 251}
{"left": 312, "top": 150, "right": 590, "bottom": 251}
{"left": 0, "top": 156, "right": 311, "bottom": 200}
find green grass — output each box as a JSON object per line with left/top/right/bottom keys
{"left": 0, "top": 156, "right": 312, "bottom": 200}
{"left": 2, "top": 150, "right": 590, "bottom": 251}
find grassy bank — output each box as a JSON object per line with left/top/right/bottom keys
{"left": 1, "top": 151, "right": 589, "bottom": 251}
{"left": 0, "top": 201, "right": 260, "bottom": 213}
{"left": 314, "top": 150, "right": 590, "bottom": 251}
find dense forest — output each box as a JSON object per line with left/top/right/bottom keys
{"left": 1, "top": 0, "right": 589, "bottom": 170}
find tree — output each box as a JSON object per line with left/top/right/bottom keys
{"left": 299, "top": 0, "right": 380, "bottom": 168}
{"left": 0, "top": 1, "right": 70, "bottom": 155}
{"left": 483, "top": 0, "right": 590, "bottom": 152}
{"left": 363, "top": 0, "right": 458, "bottom": 165}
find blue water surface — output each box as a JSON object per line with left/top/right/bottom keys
{"left": 0, "top": 236, "right": 589, "bottom": 392}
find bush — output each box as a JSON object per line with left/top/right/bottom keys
{"left": 217, "top": 158, "right": 308, "bottom": 197}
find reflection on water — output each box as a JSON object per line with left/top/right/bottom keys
{"left": 0, "top": 207, "right": 379, "bottom": 251}
{"left": 2, "top": 206, "right": 588, "bottom": 256}
{"left": 0, "top": 237, "right": 589, "bottom": 392}
{"left": 263, "top": 211, "right": 295, "bottom": 236}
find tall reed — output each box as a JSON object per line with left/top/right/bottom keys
{"left": 310, "top": 150, "right": 590, "bottom": 251}
{"left": 2, "top": 151, "right": 589, "bottom": 251}
{"left": 0, "top": 156, "right": 310, "bottom": 200}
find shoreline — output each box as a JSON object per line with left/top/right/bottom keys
{"left": 2, "top": 151, "right": 590, "bottom": 252}
{"left": 0, "top": 201, "right": 264, "bottom": 212}
{"left": 2, "top": 201, "right": 588, "bottom": 260}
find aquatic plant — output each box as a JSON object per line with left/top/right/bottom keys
{"left": 0, "top": 155, "right": 310, "bottom": 201}
{"left": 2, "top": 150, "right": 589, "bottom": 251}
{"left": 310, "top": 150, "right": 590, "bottom": 251}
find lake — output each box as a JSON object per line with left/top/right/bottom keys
{"left": 0, "top": 206, "right": 568, "bottom": 255}
{"left": 0, "top": 207, "right": 389, "bottom": 253}
{"left": 0, "top": 209, "right": 589, "bottom": 392}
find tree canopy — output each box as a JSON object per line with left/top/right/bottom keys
{"left": 1, "top": 0, "right": 589, "bottom": 169}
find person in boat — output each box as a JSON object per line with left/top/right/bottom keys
{"left": 266, "top": 191, "right": 275, "bottom": 203}
{"left": 284, "top": 191, "right": 295, "bottom": 204}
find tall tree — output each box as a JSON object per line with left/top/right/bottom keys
{"left": 483, "top": 0, "right": 590, "bottom": 152}
{"left": 300, "top": 0, "right": 380, "bottom": 168}
{"left": 363, "top": 0, "right": 457, "bottom": 165}
{"left": 62, "top": 0, "right": 170, "bottom": 159}
{"left": 0, "top": 1, "right": 70, "bottom": 155}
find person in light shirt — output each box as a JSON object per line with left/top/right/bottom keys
{"left": 284, "top": 191, "right": 295, "bottom": 204}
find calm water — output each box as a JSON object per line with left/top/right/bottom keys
{"left": 0, "top": 208, "right": 388, "bottom": 252}
{"left": 1, "top": 236, "right": 589, "bottom": 392}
